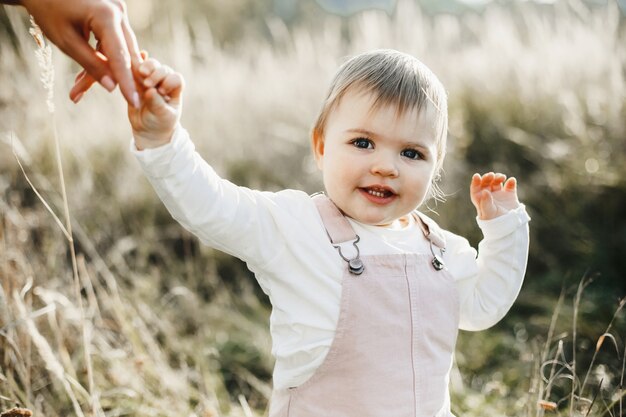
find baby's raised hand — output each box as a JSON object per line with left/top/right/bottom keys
{"left": 129, "top": 56, "right": 184, "bottom": 150}
{"left": 470, "top": 172, "right": 520, "bottom": 220}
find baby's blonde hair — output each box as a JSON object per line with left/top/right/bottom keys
{"left": 312, "top": 49, "right": 448, "bottom": 200}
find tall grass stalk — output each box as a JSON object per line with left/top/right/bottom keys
{"left": 535, "top": 277, "right": 625, "bottom": 417}
{"left": 535, "top": 289, "right": 566, "bottom": 417}
{"left": 580, "top": 297, "right": 626, "bottom": 397}
{"left": 12, "top": 292, "right": 84, "bottom": 417}
{"left": 619, "top": 343, "right": 626, "bottom": 416}
{"left": 27, "top": 17, "right": 100, "bottom": 417}
{"left": 11, "top": 135, "right": 70, "bottom": 241}
{"left": 570, "top": 276, "right": 593, "bottom": 415}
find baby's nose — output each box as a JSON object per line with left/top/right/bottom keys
{"left": 370, "top": 155, "right": 399, "bottom": 177}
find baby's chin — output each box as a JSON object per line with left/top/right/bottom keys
{"left": 345, "top": 211, "right": 412, "bottom": 229}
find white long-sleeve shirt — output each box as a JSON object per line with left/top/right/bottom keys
{"left": 131, "top": 125, "right": 531, "bottom": 390}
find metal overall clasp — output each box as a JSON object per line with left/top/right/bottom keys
{"left": 429, "top": 241, "right": 446, "bottom": 271}
{"left": 333, "top": 235, "right": 365, "bottom": 275}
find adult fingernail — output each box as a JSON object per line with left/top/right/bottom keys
{"left": 100, "top": 75, "right": 116, "bottom": 92}
{"left": 71, "top": 92, "right": 85, "bottom": 103}
{"left": 132, "top": 92, "right": 140, "bottom": 109}
{"left": 139, "top": 65, "right": 150, "bottom": 76}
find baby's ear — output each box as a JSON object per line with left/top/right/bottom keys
{"left": 311, "top": 130, "right": 325, "bottom": 169}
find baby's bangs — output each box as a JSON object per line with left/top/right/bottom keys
{"left": 313, "top": 50, "right": 448, "bottom": 146}
{"left": 340, "top": 52, "right": 448, "bottom": 127}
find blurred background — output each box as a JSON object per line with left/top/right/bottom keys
{"left": 1, "top": 0, "right": 625, "bottom": 416}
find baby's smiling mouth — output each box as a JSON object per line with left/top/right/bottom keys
{"left": 360, "top": 186, "right": 397, "bottom": 199}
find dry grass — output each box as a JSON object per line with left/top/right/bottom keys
{"left": 1, "top": 0, "right": 625, "bottom": 415}
{"left": 528, "top": 279, "right": 626, "bottom": 417}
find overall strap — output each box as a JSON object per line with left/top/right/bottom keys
{"left": 312, "top": 193, "right": 446, "bottom": 273}
{"left": 311, "top": 193, "right": 358, "bottom": 244}
{"left": 414, "top": 211, "right": 447, "bottom": 251}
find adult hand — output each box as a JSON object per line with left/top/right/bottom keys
{"left": 13, "top": 0, "right": 141, "bottom": 107}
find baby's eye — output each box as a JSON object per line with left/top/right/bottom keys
{"left": 352, "top": 138, "right": 374, "bottom": 149}
{"left": 401, "top": 148, "right": 424, "bottom": 160}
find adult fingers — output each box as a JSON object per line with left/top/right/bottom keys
{"left": 92, "top": 3, "right": 138, "bottom": 107}
{"left": 120, "top": 5, "right": 143, "bottom": 92}
{"left": 122, "top": 16, "right": 141, "bottom": 69}
{"left": 69, "top": 45, "right": 108, "bottom": 102}
{"left": 70, "top": 42, "right": 117, "bottom": 102}
{"left": 57, "top": 28, "right": 116, "bottom": 93}
{"left": 70, "top": 71, "right": 97, "bottom": 103}
{"left": 74, "top": 69, "right": 87, "bottom": 83}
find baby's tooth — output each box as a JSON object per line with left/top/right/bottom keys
{"left": 368, "top": 189, "right": 385, "bottom": 198}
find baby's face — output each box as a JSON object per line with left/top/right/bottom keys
{"left": 313, "top": 89, "right": 439, "bottom": 226}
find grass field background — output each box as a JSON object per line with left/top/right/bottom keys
{"left": 1, "top": 0, "right": 625, "bottom": 415}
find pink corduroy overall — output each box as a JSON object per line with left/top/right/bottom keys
{"left": 269, "top": 194, "right": 460, "bottom": 417}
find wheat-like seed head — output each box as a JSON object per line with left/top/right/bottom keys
{"left": 28, "top": 16, "right": 55, "bottom": 114}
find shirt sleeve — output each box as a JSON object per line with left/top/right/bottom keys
{"left": 444, "top": 205, "right": 531, "bottom": 331}
{"left": 130, "top": 125, "right": 310, "bottom": 283}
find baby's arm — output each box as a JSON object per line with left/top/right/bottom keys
{"left": 447, "top": 172, "right": 529, "bottom": 330}
{"left": 128, "top": 56, "right": 184, "bottom": 150}
{"left": 470, "top": 172, "right": 519, "bottom": 220}
{"left": 128, "top": 56, "right": 308, "bottom": 274}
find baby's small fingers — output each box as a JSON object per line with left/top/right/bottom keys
{"left": 143, "top": 65, "right": 173, "bottom": 88}
{"left": 156, "top": 72, "right": 183, "bottom": 96}
{"left": 504, "top": 177, "right": 517, "bottom": 190}
{"left": 491, "top": 173, "right": 506, "bottom": 190}
{"left": 134, "top": 51, "right": 148, "bottom": 75}
{"left": 480, "top": 172, "right": 495, "bottom": 188}
{"left": 480, "top": 189, "right": 493, "bottom": 206}
{"left": 493, "top": 173, "right": 506, "bottom": 183}
{"left": 143, "top": 87, "right": 167, "bottom": 114}
{"left": 138, "top": 58, "right": 160, "bottom": 78}
{"left": 470, "top": 173, "right": 483, "bottom": 193}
